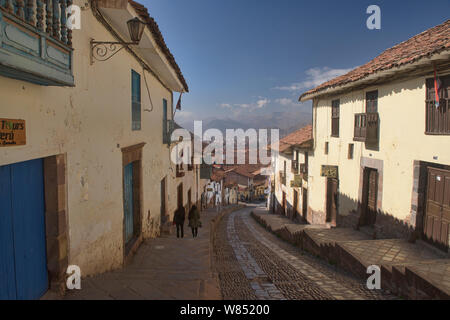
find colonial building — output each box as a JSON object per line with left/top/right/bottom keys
{"left": 299, "top": 20, "right": 450, "bottom": 250}
{"left": 271, "top": 125, "right": 312, "bottom": 221}
{"left": 161, "top": 122, "right": 210, "bottom": 233}
{"left": 0, "top": 0, "right": 190, "bottom": 299}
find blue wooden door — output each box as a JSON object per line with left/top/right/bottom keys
{"left": 0, "top": 164, "right": 17, "bottom": 299}
{"left": 0, "top": 159, "right": 48, "bottom": 300}
{"left": 124, "top": 162, "right": 134, "bottom": 244}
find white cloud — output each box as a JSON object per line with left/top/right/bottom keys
{"left": 273, "top": 67, "right": 353, "bottom": 92}
{"left": 275, "top": 98, "right": 297, "bottom": 106}
{"left": 221, "top": 98, "right": 271, "bottom": 111}
{"left": 234, "top": 103, "right": 252, "bottom": 109}
{"left": 256, "top": 98, "right": 270, "bottom": 109}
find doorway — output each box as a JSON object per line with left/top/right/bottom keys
{"left": 188, "top": 188, "right": 192, "bottom": 212}
{"left": 0, "top": 158, "right": 48, "bottom": 299}
{"left": 160, "top": 177, "right": 167, "bottom": 224}
{"left": 361, "top": 168, "right": 378, "bottom": 226}
{"left": 424, "top": 167, "right": 450, "bottom": 250}
{"left": 326, "top": 178, "right": 338, "bottom": 225}
{"left": 293, "top": 190, "right": 299, "bottom": 220}
{"left": 177, "top": 183, "right": 183, "bottom": 209}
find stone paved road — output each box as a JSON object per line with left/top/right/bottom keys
{"left": 54, "top": 206, "right": 228, "bottom": 300}
{"left": 213, "top": 205, "right": 397, "bottom": 300}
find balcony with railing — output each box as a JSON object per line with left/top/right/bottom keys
{"left": 0, "top": 0, "right": 74, "bottom": 86}
{"left": 354, "top": 112, "right": 379, "bottom": 143}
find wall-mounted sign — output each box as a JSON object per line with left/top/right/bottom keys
{"left": 321, "top": 165, "right": 338, "bottom": 178}
{"left": 0, "top": 118, "right": 26, "bottom": 147}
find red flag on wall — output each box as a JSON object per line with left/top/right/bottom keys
{"left": 434, "top": 66, "right": 441, "bottom": 108}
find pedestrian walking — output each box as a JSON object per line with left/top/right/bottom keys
{"left": 173, "top": 205, "right": 185, "bottom": 238}
{"left": 188, "top": 205, "right": 201, "bottom": 238}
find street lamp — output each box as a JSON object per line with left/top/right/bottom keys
{"left": 90, "top": 17, "right": 146, "bottom": 64}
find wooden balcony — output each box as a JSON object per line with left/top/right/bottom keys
{"left": 0, "top": 0, "right": 74, "bottom": 86}
{"left": 354, "top": 112, "right": 379, "bottom": 143}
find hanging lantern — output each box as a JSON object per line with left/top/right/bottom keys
{"left": 127, "top": 17, "right": 146, "bottom": 44}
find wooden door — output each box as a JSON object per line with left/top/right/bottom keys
{"left": 362, "top": 168, "right": 378, "bottom": 226}
{"left": 293, "top": 190, "right": 298, "bottom": 220}
{"left": 0, "top": 159, "right": 48, "bottom": 299}
{"left": 326, "top": 178, "right": 338, "bottom": 224}
{"left": 424, "top": 168, "right": 450, "bottom": 250}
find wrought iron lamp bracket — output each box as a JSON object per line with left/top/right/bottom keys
{"left": 90, "top": 39, "right": 138, "bottom": 65}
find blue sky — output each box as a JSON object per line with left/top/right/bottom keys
{"left": 143, "top": 0, "right": 450, "bottom": 127}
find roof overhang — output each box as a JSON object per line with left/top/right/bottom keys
{"left": 299, "top": 50, "right": 450, "bottom": 102}
{"left": 96, "top": 0, "right": 187, "bottom": 92}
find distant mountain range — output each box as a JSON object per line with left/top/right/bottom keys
{"left": 179, "top": 109, "right": 312, "bottom": 139}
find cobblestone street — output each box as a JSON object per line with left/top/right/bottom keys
{"left": 213, "top": 205, "right": 397, "bottom": 300}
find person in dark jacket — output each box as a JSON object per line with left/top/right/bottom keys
{"left": 188, "top": 205, "right": 201, "bottom": 238}
{"left": 174, "top": 206, "right": 185, "bottom": 238}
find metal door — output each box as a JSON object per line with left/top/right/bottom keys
{"left": 0, "top": 158, "right": 48, "bottom": 300}
{"left": 424, "top": 168, "right": 450, "bottom": 249}
{"left": 124, "top": 162, "right": 134, "bottom": 244}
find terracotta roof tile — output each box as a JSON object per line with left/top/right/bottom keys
{"left": 129, "top": 0, "right": 189, "bottom": 92}
{"left": 300, "top": 19, "right": 450, "bottom": 100}
{"left": 271, "top": 125, "right": 312, "bottom": 152}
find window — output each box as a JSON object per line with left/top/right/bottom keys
{"left": 366, "top": 90, "right": 378, "bottom": 113}
{"left": 325, "top": 142, "right": 329, "bottom": 155}
{"left": 131, "top": 70, "right": 141, "bottom": 131}
{"left": 348, "top": 144, "right": 354, "bottom": 159}
{"left": 426, "top": 74, "right": 450, "bottom": 134}
{"left": 163, "top": 99, "right": 169, "bottom": 143}
{"left": 331, "top": 99, "right": 340, "bottom": 137}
